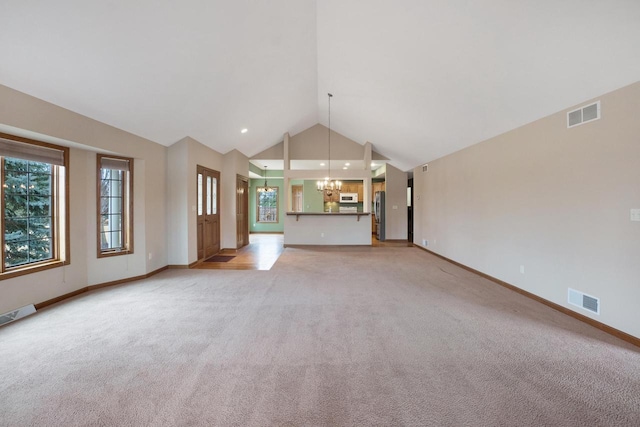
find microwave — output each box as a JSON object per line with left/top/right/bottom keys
{"left": 339, "top": 193, "right": 358, "bottom": 203}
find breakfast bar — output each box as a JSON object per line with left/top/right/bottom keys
{"left": 284, "top": 211, "right": 371, "bottom": 246}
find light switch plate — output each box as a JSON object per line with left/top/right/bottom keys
{"left": 631, "top": 209, "right": 640, "bottom": 222}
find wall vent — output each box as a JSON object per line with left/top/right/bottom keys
{"left": 568, "top": 288, "right": 600, "bottom": 315}
{"left": 422, "top": 164, "right": 428, "bottom": 172}
{"left": 0, "top": 304, "right": 37, "bottom": 327}
{"left": 567, "top": 101, "right": 600, "bottom": 128}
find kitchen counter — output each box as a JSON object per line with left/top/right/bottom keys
{"left": 284, "top": 212, "right": 372, "bottom": 245}
{"left": 286, "top": 212, "right": 370, "bottom": 221}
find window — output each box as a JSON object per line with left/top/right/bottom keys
{"left": 257, "top": 187, "right": 278, "bottom": 222}
{"left": 0, "top": 133, "right": 69, "bottom": 279}
{"left": 198, "top": 172, "right": 217, "bottom": 216}
{"left": 97, "top": 154, "right": 133, "bottom": 257}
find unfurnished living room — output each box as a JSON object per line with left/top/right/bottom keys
{"left": 1, "top": 1, "right": 639, "bottom": 426}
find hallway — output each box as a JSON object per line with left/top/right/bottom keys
{"left": 195, "top": 233, "right": 285, "bottom": 271}
{"left": 195, "top": 233, "right": 412, "bottom": 271}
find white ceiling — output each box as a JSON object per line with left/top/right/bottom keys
{"left": 1, "top": 1, "right": 639, "bottom": 172}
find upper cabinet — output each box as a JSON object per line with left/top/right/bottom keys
{"left": 323, "top": 191, "right": 340, "bottom": 203}
{"left": 372, "top": 181, "right": 385, "bottom": 196}
{"left": 340, "top": 181, "right": 364, "bottom": 201}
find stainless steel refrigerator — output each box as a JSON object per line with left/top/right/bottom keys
{"left": 374, "top": 191, "right": 385, "bottom": 241}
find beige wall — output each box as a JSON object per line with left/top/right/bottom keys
{"left": 413, "top": 82, "right": 640, "bottom": 338}
{"left": 172, "top": 137, "right": 225, "bottom": 265}
{"left": 289, "top": 124, "right": 364, "bottom": 160}
{"left": 221, "top": 149, "right": 249, "bottom": 249}
{"left": 284, "top": 214, "right": 371, "bottom": 245}
{"left": 166, "top": 138, "right": 191, "bottom": 265}
{"left": 0, "top": 84, "right": 167, "bottom": 313}
{"left": 384, "top": 163, "right": 408, "bottom": 240}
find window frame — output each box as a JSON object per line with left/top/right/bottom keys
{"left": 96, "top": 154, "right": 134, "bottom": 258}
{"left": 256, "top": 187, "right": 278, "bottom": 223}
{"left": 0, "top": 132, "right": 70, "bottom": 280}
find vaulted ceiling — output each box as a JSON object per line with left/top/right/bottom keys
{"left": 1, "top": 1, "right": 639, "bottom": 171}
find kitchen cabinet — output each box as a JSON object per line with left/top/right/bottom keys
{"left": 372, "top": 181, "right": 385, "bottom": 196}
{"left": 323, "top": 190, "right": 339, "bottom": 203}
{"left": 340, "top": 182, "right": 364, "bottom": 201}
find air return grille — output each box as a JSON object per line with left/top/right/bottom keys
{"left": 567, "top": 101, "right": 600, "bottom": 128}
{"left": 0, "top": 304, "right": 36, "bottom": 326}
{"left": 568, "top": 288, "right": 600, "bottom": 315}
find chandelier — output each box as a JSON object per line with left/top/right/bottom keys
{"left": 257, "top": 165, "right": 274, "bottom": 193}
{"left": 317, "top": 93, "right": 342, "bottom": 196}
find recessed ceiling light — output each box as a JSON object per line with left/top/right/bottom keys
{"left": 343, "top": 166, "right": 348, "bottom": 170}
{"left": 241, "top": 128, "right": 248, "bottom": 134}
{"left": 371, "top": 163, "right": 376, "bottom": 167}
{"left": 345, "top": 162, "right": 350, "bottom": 166}
{"left": 320, "top": 162, "right": 325, "bottom": 166}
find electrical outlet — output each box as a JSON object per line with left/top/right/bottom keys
{"left": 631, "top": 209, "right": 640, "bottom": 222}
{"left": 148, "top": 253, "right": 153, "bottom": 260}
{"left": 422, "top": 239, "right": 428, "bottom": 246}
{"left": 520, "top": 265, "right": 525, "bottom": 274}
{"left": 321, "top": 232, "right": 325, "bottom": 238}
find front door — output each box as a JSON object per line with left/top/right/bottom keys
{"left": 197, "top": 166, "right": 220, "bottom": 260}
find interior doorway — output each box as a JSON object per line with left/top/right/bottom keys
{"left": 236, "top": 175, "right": 249, "bottom": 248}
{"left": 197, "top": 165, "right": 220, "bottom": 260}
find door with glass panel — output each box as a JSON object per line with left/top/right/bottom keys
{"left": 197, "top": 166, "right": 220, "bottom": 260}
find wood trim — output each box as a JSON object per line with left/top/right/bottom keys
{"left": 250, "top": 231, "right": 284, "bottom": 234}
{"left": 414, "top": 244, "right": 640, "bottom": 348}
{"left": 0, "top": 132, "right": 70, "bottom": 274}
{"left": 34, "top": 287, "right": 88, "bottom": 310}
{"left": 87, "top": 274, "right": 146, "bottom": 291}
{"left": 96, "top": 153, "right": 134, "bottom": 258}
{"left": 256, "top": 185, "right": 279, "bottom": 223}
{"left": 167, "top": 261, "right": 206, "bottom": 269}
{"left": 285, "top": 212, "right": 370, "bottom": 222}
{"left": 0, "top": 260, "right": 66, "bottom": 281}
{"left": 34, "top": 266, "right": 168, "bottom": 310}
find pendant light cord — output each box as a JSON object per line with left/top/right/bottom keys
{"left": 328, "top": 93, "right": 332, "bottom": 181}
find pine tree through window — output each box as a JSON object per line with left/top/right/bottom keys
{"left": 4, "top": 159, "right": 53, "bottom": 267}
{"left": 0, "top": 133, "right": 69, "bottom": 279}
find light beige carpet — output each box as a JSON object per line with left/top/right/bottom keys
{"left": 1, "top": 246, "right": 639, "bottom": 426}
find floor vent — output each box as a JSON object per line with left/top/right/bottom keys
{"left": 567, "top": 101, "right": 600, "bottom": 128}
{"left": 0, "top": 304, "right": 36, "bottom": 327}
{"left": 568, "top": 288, "right": 600, "bottom": 315}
